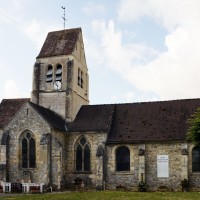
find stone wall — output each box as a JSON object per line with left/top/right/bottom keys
{"left": 31, "top": 30, "right": 89, "bottom": 122}
{"left": 1, "top": 102, "right": 66, "bottom": 190}
{"left": 188, "top": 144, "right": 200, "bottom": 190}
{"left": 65, "top": 132, "right": 107, "bottom": 189}
{"left": 106, "top": 144, "right": 138, "bottom": 190}
{"left": 145, "top": 143, "right": 183, "bottom": 191}
{"left": 106, "top": 142, "right": 190, "bottom": 191}
{"left": 51, "top": 129, "right": 66, "bottom": 190}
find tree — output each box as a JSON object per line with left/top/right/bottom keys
{"left": 187, "top": 108, "right": 200, "bottom": 145}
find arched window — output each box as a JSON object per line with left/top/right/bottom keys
{"left": 116, "top": 146, "right": 130, "bottom": 171}
{"left": 55, "top": 64, "right": 62, "bottom": 81}
{"left": 76, "top": 136, "right": 90, "bottom": 171}
{"left": 46, "top": 65, "right": 53, "bottom": 82}
{"left": 21, "top": 132, "right": 36, "bottom": 168}
{"left": 192, "top": 146, "right": 200, "bottom": 172}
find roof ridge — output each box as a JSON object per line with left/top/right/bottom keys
{"left": 89, "top": 98, "right": 200, "bottom": 106}
{"left": 29, "top": 102, "right": 66, "bottom": 131}
{"left": 48, "top": 27, "right": 81, "bottom": 34}
{"left": 1, "top": 98, "right": 30, "bottom": 101}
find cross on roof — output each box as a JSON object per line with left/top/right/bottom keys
{"left": 62, "top": 6, "right": 67, "bottom": 29}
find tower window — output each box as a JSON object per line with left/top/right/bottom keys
{"left": 78, "top": 68, "right": 81, "bottom": 86}
{"left": 116, "top": 146, "right": 130, "bottom": 171}
{"left": 78, "top": 68, "right": 83, "bottom": 88}
{"left": 21, "top": 132, "right": 36, "bottom": 168}
{"left": 81, "top": 71, "right": 83, "bottom": 88}
{"left": 46, "top": 65, "right": 53, "bottom": 82}
{"left": 75, "top": 136, "right": 90, "bottom": 172}
{"left": 55, "top": 64, "right": 62, "bottom": 81}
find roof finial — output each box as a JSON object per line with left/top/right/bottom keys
{"left": 61, "top": 6, "right": 67, "bottom": 29}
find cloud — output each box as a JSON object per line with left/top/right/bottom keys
{"left": 23, "top": 19, "right": 60, "bottom": 50}
{"left": 109, "top": 92, "right": 135, "bottom": 103}
{"left": 89, "top": 1, "right": 200, "bottom": 101}
{"left": 118, "top": 0, "right": 200, "bottom": 31}
{"left": 91, "top": 20, "right": 159, "bottom": 71}
{"left": 122, "top": 92, "right": 135, "bottom": 103}
{"left": 0, "top": 0, "right": 59, "bottom": 50}
{"left": 0, "top": 0, "right": 28, "bottom": 25}
{"left": 82, "top": 2, "right": 106, "bottom": 15}
{"left": 3, "top": 80, "right": 21, "bottom": 99}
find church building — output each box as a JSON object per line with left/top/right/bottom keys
{"left": 0, "top": 27, "right": 200, "bottom": 191}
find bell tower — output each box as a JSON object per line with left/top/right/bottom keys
{"left": 31, "top": 28, "right": 89, "bottom": 122}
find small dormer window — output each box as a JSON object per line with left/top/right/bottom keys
{"left": 55, "top": 64, "right": 62, "bottom": 81}
{"left": 46, "top": 65, "right": 53, "bottom": 82}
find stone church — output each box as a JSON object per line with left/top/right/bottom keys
{"left": 0, "top": 27, "right": 200, "bottom": 191}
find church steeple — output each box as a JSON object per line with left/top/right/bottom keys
{"left": 31, "top": 28, "right": 89, "bottom": 122}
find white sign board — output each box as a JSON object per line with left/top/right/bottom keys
{"left": 157, "top": 155, "right": 169, "bottom": 178}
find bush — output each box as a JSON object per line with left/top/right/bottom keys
{"left": 181, "top": 179, "right": 189, "bottom": 192}
{"left": 137, "top": 181, "right": 148, "bottom": 192}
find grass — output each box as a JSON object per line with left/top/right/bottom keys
{"left": 0, "top": 191, "right": 200, "bottom": 200}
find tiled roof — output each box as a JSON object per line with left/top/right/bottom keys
{"left": 107, "top": 99, "right": 200, "bottom": 143}
{"left": 68, "top": 105, "right": 115, "bottom": 132}
{"left": 0, "top": 98, "right": 30, "bottom": 128}
{"left": 29, "top": 103, "right": 66, "bottom": 131}
{"left": 69, "top": 99, "right": 200, "bottom": 143}
{"left": 37, "top": 28, "right": 81, "bottom": 58}
{"left": 0, "top": 99, "right": 66, "bottom": 131}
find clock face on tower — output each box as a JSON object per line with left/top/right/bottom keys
{"left": 53, "top": 81, "right": 62, "bottom": 91}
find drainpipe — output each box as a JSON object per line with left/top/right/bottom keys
{"left": 49, "top": 134, "right": 52, "bottom": 186}
{"left": 102, "top": 143, "right": 106, "bottom": 190}
{"left": 47, "top": 133, "right": 52, "bottom": 187}
{"left": 6, "top": 132, "right": 10, "bottom": 182}
{"left": 33, "top": 62, "right": 41, "bottom": 105}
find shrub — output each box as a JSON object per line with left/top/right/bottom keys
{"left": 137, "top": 181, "right": 148, "bottom": 192}
{"left": 181, "top": 179, "right": 189, "bottom": 192}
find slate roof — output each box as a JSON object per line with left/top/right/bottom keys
{"left": 107, "top": 99, "right": 200, "bottom": 143}
{"left": 0, "top": 99, "right": 66, "bottom": 131}
{"left": 0, "top": 98, "right": 30, "bottom": 128}
{"left": 30, "top": 103, "right": 66, "bottom": 131}
{"left": 69, "top": 99, "right": 200, "bottom": 143}
{"left": 37, "top": 28, "right": 81, "bottom": 58}
{"left": 68, "top": 105, "right": 115, "bottom": 132}
{"left": 2, "top": 98, "right": 200, "bottom": 143}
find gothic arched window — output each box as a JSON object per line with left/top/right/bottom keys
{"left": 76, "top": 136, "right": 90, "bottom": 171}
{"left": 21, "top": 132, "right": 36, "bottom": 168}
{"left": 116, "top": 146, "right": 130, "bottom": 171}
{"left": 55, "top": 64, "right": 62, "bottom": 81}
{"left": 192, "top": 146, "right": 200, "bottom": 172}
{"left": 46, "top": 65, "right": 53, "bottom": 82}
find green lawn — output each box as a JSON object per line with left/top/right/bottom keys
{"left": 0, "top": 191, "right": 200, "bottom": 200}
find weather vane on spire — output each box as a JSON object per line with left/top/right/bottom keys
{"left": 62, "top": 6, "right": 67, "bottom": 29}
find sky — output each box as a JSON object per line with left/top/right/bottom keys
{"left": 1, "top": 0, "right": 200, "bottom": 105}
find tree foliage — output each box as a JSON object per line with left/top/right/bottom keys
{"left": 187, "top": 108, "right": 200, "bottom": 145}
